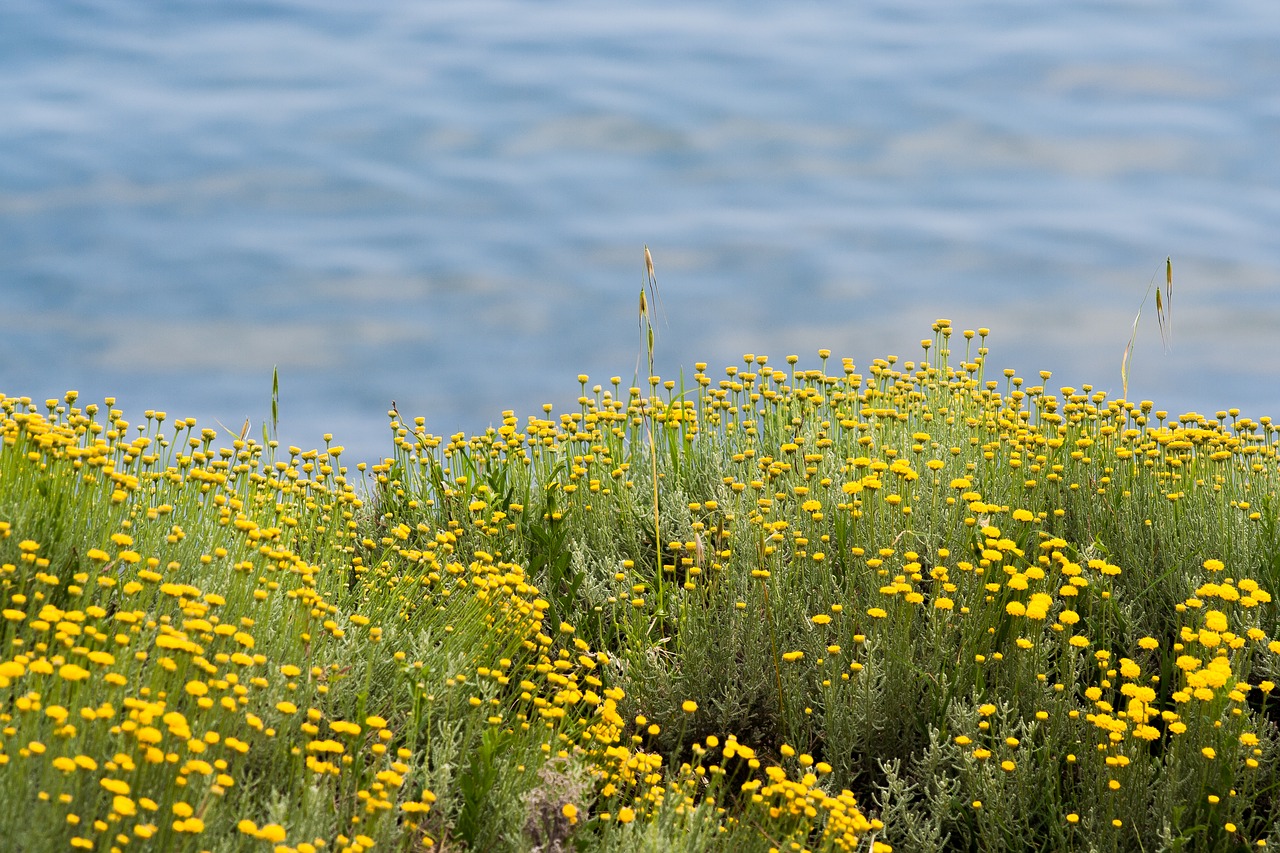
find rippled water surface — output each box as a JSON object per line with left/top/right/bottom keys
{"left": 3, "top": 1, "right": 1279, "bottom": 462}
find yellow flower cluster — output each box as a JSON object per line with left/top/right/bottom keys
{"left": 5, "top": 314, "right": 1280, "bottom": 851}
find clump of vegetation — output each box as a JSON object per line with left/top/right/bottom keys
{"left": 2, "top": 316, "right": 1279, "bottom": 852}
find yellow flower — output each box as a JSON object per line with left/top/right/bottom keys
{"left": 172, "top": 817, "right": 204, "bottom": 834}
{"left": 1203, "top": 559, "right": 1225, "bottom": 572}
{"left": 100, "top": 778, "right": 129, "bottom": 796}
{"left": 58, "top": 664, "right": 90, "bottom": 682}
{"left": 561, "top": 803, "right": 579, "bottom": 825}
{"left": 617, "top": 807, "right": 635, "bottom": 824}
{"left": 681, "top": 700, "right": 698, "bottom": 713}
{"left": 259, "top": 824, "right": 287, "bottom": 843}
{"left": 1204, "top": 610, "right": 1228, "bottom": 632}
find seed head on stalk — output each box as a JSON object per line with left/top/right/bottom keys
{"left": 639, "top": 244, "right": 662, "bottom": 377}
{"left": 639, "top": 245, "right": 666, "bottom": 620}
{"left": 1121, "top": 256, "right": 1173, "bottom": 400}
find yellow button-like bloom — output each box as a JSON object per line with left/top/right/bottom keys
{"left": 58, "top": 663, "right": 90, "bottom": 682}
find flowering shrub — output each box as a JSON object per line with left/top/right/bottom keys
{"left": 2, "top": 320, "right": 1278, "bottom": 852}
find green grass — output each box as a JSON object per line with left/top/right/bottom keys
{"left": 2, "top": 317, "right": 1279, "bottom": 852}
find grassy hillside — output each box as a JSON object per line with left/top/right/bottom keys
{"left": 1, "top": 318, "right": 1278, "bottom": 852}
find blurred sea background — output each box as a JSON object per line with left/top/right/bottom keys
{"left": 3, "top": 0, "right": 1278, "bottom": 465}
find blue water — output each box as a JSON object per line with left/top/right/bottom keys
{"left": 3, "top": 1, "right": 1279, "bottom": 464}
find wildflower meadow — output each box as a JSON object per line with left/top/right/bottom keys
{"left": 2, "top": 311, "right": 1278, "bottom": 852}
